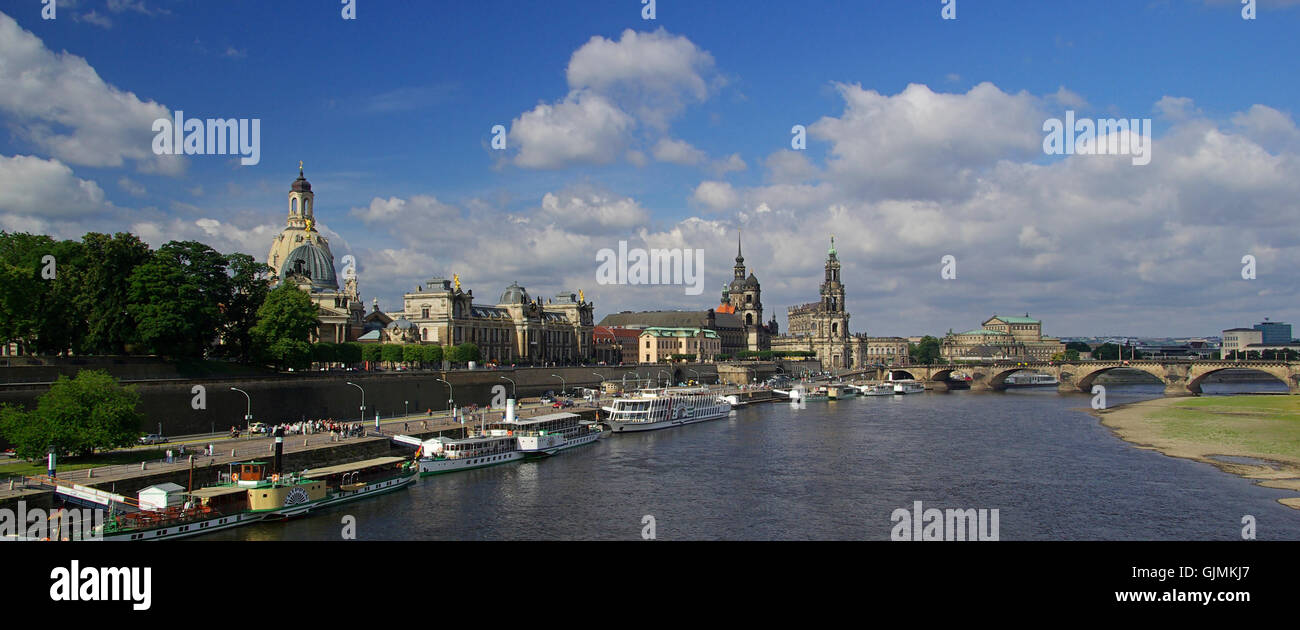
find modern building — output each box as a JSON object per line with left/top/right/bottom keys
{"left": 941, "top": 315, "right": 1064, "bottom": 362}
{"left": 637, "top": 327, "right": 721, "bottom": 364}
{"left": 770, "top": 237, "right": 858, "bottom": 369}
{"left": 266, "top": 165, "right": 366, "bottom": 343}
{"left": 1221, "top": 328, "right": 1263, "bottom": 357}
{"left": 1254, "top": 319, "right": 1292, "bottom": 345}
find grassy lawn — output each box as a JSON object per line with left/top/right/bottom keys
{"left": 0, "top": 448, "right": 167, "bottom": 477}
{"left": 1150, "top": 396, "right": 1300, "bottom": 461}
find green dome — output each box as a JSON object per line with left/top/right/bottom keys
{"left": 282, "top": 242, "right": 337, "bottom": 290}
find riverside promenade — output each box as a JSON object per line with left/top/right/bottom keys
{"left": 0, "top": 385, "right": 778, "bottom": 508}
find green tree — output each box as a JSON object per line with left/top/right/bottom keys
{"left": 422, "top": 344, "right": 443, "bottom": 366}
{"left": 338, "top": 342, "right": 363, "bottom": 367}
{"left": 0, "top": 232, "right": 75, "bottom": 355}
{"left": 312, "top": 342, "right": 338, "bottom": 367}
{"left": 1064, "top": 341, "right": 1092, "bottom": 354}
{"left": 75, "top": 232, "right": 152, "bottom": 355}
{"left": 910, "top": 336, "right": 943, "bottom": 365}
{"left": 457, "top": 343, "right": 481, "bottom": 364}
{"left": 403, "top": 344, "right": 423, "bottom": 367}
{"left": 250, "top": 282, "right": 318, "bottom": 370}
{"left": 128, "top": 241, "right": 231, "bottom": 358}
{"left": 0, "top": 370, "right": 143, "bottom": 458}
{"left": 222, "top": 253, "right": 274, "bottom": 363}
{"left": 362, "top": 343, "right": 383, "bottom": 365}
{"left": 381, "top": 344, "right": 404, "bottom": 368}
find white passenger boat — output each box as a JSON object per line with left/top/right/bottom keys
{"left": 487, "top": 412, "right": 603, "bottom": 457}
{"left": 601, "top": 388, "right": 732, "bottom": 433}
{"left": 410, "top": 433, "right": 525, "bottom": 475}
{"left": 1004, "top": 373, "right": 1059, "bottom": 387}
{"left": 893, "top": 380, "right": 926, "bottom": 395}
{"left": 863, "top": 383, "right": 896, "bottom": 396}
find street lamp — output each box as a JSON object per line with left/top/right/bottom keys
{"left": 435, "top": 378, "right": 454, "bottom": 413}
{"left": 405, "top": 400, "right": 409, "bottom": 417}
{"left": 592, "top": 372, "right": 605, "bottom": 398}
{"left": 499, "top": 376, "right": 516, "bottom": 400}
{"left": 345, "top": 382, "right": 365, "bottom": 424}
{"left": 658, "top": 369, "right": 670, "bottom": 387}
{"left": 230, "top": 387, "right": 252, "bottom": 432}
{"left": 551, "top": 374, "right": 566, "bottom": 396}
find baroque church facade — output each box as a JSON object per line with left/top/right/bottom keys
{"left": 266, "top": 165, "right": 365, "bottom": 343}
{"left": 716, "top": 232, "right": 778, "bottom": 352}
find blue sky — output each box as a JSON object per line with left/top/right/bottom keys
{"left": 2, "top": 0, "right": 1299, "bottom": 337}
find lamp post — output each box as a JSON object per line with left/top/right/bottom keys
{"left": 230, "top": 387, "right": 252, "bottom": 432}
{"left": 435, "top": 378, "right": 454, "bottom": 415}
{"left": 658, "top": 369, "right": 670, "bottom": 388}
{"left": 345, "top": 382, "right": 365, "bottom": 424}
{"left": 551, "top": 374, "right": 566, "bottom": 396}
{"left": 592, "top": 372, "right": 605, "bottom": 399}
{"left": 499, "top": 376, "right": 516, "bottom": 400}
{"left": 405, "top": 400, "right": 409, "bottom": 417}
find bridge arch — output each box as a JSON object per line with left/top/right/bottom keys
{"left": 1074, "top": 364, "right": 1167, "bottom": 392}
{"left": 1186, "top": 365, "right": 1291, "bottom": 394}
{"left": 887, "top": 369, "right": 917, "bottom": 380}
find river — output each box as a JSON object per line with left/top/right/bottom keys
{"left": 198, "top": 382, "right": 1300, "bottom": 540}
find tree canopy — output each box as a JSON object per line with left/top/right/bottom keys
{"left": 0, "top": 370, "right": 144, "bottom": 458}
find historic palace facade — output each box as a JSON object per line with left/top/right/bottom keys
{"left": 373, "top": 277, "right": 594, "bottom": 365}
{"left": 940, "top": 315, "right": 1064, "bottom": 362}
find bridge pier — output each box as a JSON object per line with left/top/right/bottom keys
{"left": 1163, "top": 381, "right": 1196, "bottom": 397}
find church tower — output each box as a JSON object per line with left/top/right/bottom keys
{"left": 727, "top": 230, "right": 769, "bottom": 351}
{"left": 814, "top": 236, "right": 850, "bottom": 367}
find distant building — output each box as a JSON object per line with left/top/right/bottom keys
{"left": 637, "top": 328, "right": 721, "bottom": 364}
{"left": 864, "top": 337, "right": 910, "bottom": 365}
{"left": 1254, "top": 320, "right": 1292, "bottom": 345}
{"left": 593, "top": 326, "right": 639, "bottom": 365}
{"left": 941, "top": 314, "right": 1064, "bottom": 362}
{"left": 598, "top": 309, "right": 746, "bottom": 357}
{"left": 1221, "top": 328, "right": 1262, "bottom": 357}
{"left": 380, "top": 278, "right": 594, "bottom": 365}
{"left": 770, "top": 237, "right": 858, "bottom": 369}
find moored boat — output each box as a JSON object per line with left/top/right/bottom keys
{"left": 601, "top": 388, "right": 731, "bottom": 433}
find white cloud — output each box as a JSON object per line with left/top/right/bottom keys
{"left": 117, "top": 176, "right": 147, "bottom": 197}
{"left": 710, "top": 153, "right": 747, "bottom": 176}
{"left": 566, "top": 28, "right": 718, "bottom": 130}
{"left": 652, "top": 137, "right": 706, "bottom": 165}
{"left": 0, "top": 154, "right": 106, "bottom": 216}
{"left": 810, "top": 82, "right": 1045, "bottom": 200}
{"left": 508, "top": 90, "right": 634, "bottom": 169}
{"left": 691, "top": 181, "right": 739, "bottom": 211}
{"left": 0, "top": 13, "right": 182, "bottom": 174}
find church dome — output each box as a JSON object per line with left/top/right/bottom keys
{"left": 291, "top": 170, "right": 312, "bottom": 193}
{"left": 744, "top": 272, "right": 760, "bottom": 288}
{"left": 282, "top": 242, "right": 337, "bottom": 290}
{"left": 499, "top": 282, "right": 530, "bottom": 304}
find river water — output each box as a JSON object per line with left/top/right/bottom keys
{"left": 200, "top": 383, "right": 1300, "bottom": 541}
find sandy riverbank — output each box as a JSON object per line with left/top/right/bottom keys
{"left": 1089, "top": 396, "right": 1300, "bottom": 510}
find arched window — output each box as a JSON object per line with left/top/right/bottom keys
{"left": 291, "top": 198, "right": 298, "bottom": 214}
{"left": 746, "top": 313, "right": 754, "bottom": 325}
{"left": 832, "top": 322, "right": 839, "bottom": 334}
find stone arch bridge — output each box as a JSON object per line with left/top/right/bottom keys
{"left": 841, "top": 361, "right": 1300, "bottom": 396}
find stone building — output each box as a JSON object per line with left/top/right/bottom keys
{"left": 864, "top": 337, "right": 910, "bottom": 365}
{"left": 717, "top": 232, "right": 778, "bottom": 350}
{"left": 384, "top": 277, "right": 594, "bottom": 365}
{"left": 637, "top": 328, "right": 721, "bottom": 364}
{"left": 266, "top": 165, "right": 365, "bottom": 343}
{"left": 598, "top": 309, "right": 744, "bottom": 357}
{"left": 940, "top": 315, "right": 1064, "bottom": 362}
{"left": 770, "top": 237, "right": 857, "bottom": 370}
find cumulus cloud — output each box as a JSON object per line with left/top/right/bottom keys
{"left": 507, "top": 28, "right": 722, "bottom": 170}
{"left": 0, "top": 155, "right": 107, "bottom": 216}
{"left": 509, "top": 90, "right": 634, "bottom": 169}
{"left": 0, "top": 13, "right": 182, "bottom": 174}
{"left": 652, "top": 137, "right": 707, "bottom": 165}
{"left": 691, "top": 181, "right": 739, "bottom": 211}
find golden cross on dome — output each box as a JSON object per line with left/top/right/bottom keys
{"left": 299, "top": 160, "right": 304, "bottom": 175}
